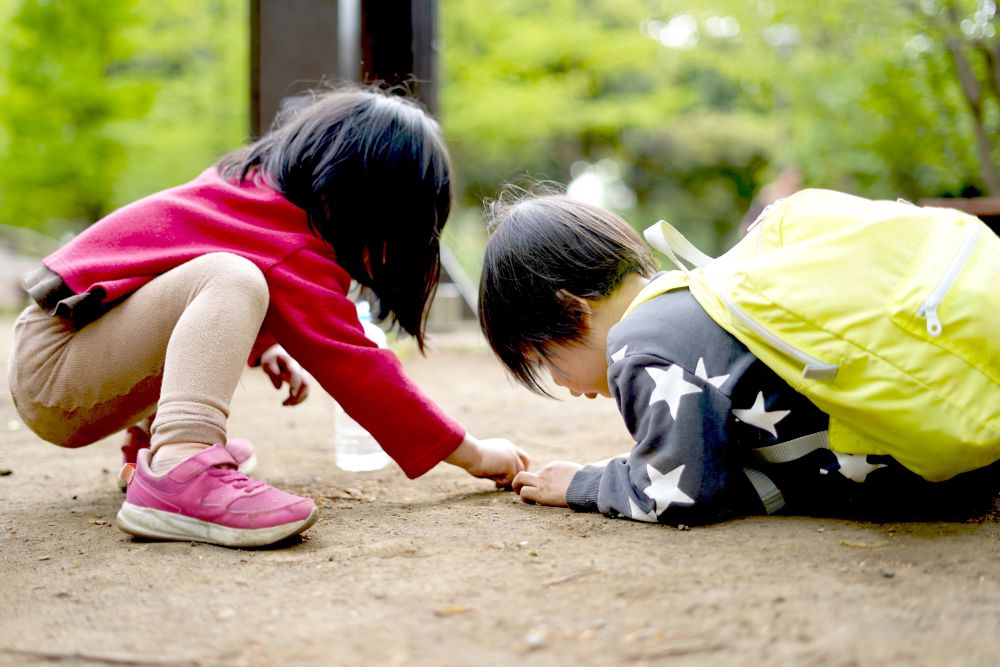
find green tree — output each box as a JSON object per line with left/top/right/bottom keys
{"left": 0, "top": 0, "right": 247, "bottom": 235}
{"left": 440, "top": 0, "right": 774, "bottom": 256}
{"left": 109, "top": 0, "right": 248, "bottom": 208}
{"left": 907, "top": 0, "right": 1000, "bottom": 194}
{"left": 440, "top": 0, "right": 999, "bottom": 267}
{"left": 0, "top": 0, "right": 154, "bottom": 233}
{"left": 636, "top": 0, "right": 995, "bottom": 199}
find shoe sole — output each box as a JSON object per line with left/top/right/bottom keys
{"left": 116, "top": 502, "right": 318, "bottom": 548}
{"left": 117, "top": 455, "right": 258, "bottom": 492}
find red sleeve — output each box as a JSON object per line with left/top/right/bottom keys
{"left": 261, "top": 248, "right": 465, "bottom": 478}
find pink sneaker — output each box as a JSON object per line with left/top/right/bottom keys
{"left": 116, "top": 445, "right": 317, "bottom": 547}
{"left": 118, "top": 427, "right": 256, "bottom": 490}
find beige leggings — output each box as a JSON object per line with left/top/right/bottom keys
{"left": 7, "top": 253, "right": 269, "bottom": 452}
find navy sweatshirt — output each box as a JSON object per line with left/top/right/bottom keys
{"left": 565, "top": 287, "right": 950, "bottom": 525}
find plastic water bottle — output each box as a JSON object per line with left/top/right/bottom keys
{"left": 333, "top": 301, "right": 391, "bottom": 472}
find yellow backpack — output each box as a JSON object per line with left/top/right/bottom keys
{"left": 627, "top": 189, "right": 1000, "bottom": 481}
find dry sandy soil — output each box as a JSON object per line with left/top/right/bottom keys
{"left": 1, "top": 315, "right": 998, "bottom": 667}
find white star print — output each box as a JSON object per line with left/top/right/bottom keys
{"left": 732, "top": 391, "right": 790, "bottom": 437}
{"left": 646, "top": 365, "right": 702, "bottom": 419}
{"left": 628, "top": 496, "right": 659, "bottom": 522}
{"left": 610, "top": 345, "right": 628, "bottom": 364}
{"left": 643, "top": 464, "right": 695, "bottom": 515}
{"left": 834, "top": 453, "right": 888, "bottom": 483}
{"left": 694, "top": 357, "right": 730, "bottom": 388}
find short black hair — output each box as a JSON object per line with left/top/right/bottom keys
{"left": 218, "top": 84, "right": 451, "bottom": 351}
{"left": 478, "top": 192, "right": 657, "bottom": 394}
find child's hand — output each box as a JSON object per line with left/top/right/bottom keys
{"left": 445, "top": 434, "right": 531, "bottom": 488}
{"left": 512, "top": 461, "right": 584, "bottom": 507}
{"left": 260, "top": 344, "right": 310, "bottom": 406}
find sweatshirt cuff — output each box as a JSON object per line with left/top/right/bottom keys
{"left": 398, "top": 428, "right": 465, "bottom": 479}
{"left": 566, "top": 465, "right": 604, "bottom": 513}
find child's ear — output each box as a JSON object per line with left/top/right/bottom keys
{"left": 555, "top": 289, "right": 593, "bottom": 327}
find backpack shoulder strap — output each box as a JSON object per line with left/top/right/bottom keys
{"left": 623, "top": 270, "right": 690, "bottom": 318}
{"left": 622, "top": 219, "right": 715, "bottom": 319}
{"left": 644, "top": 219, "right": 715, "bottom": 271}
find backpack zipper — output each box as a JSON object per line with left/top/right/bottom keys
{"left": 712, "top": 284, "right": 840, "bottom": 380}
{"left": 915, "top": 224, "right": 981, "bottom": 337}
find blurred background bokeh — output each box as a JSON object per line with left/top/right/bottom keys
{"left": 1, "top": 0, "right": 998, "bottom": 292}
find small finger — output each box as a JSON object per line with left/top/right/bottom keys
{"left": 512, "top": 471, "right": 538, "bottom": 495}
{"left": 285, "top": 384, "right": 308, "bottom": 406}
{"left": 518, "top": 485, "right": 540, "bottom": 505}
{"left": 516, "top": 447, "right": 531, "bottom": 471}
{"left": 264, "top": 362, "right": 283, "bottom": 389}
{"left": 491, "top": 475, "right": 513, "bottom": 490}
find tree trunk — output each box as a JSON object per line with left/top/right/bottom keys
{"left": 945, "top": 34, "right": 1000, "bottom": 194}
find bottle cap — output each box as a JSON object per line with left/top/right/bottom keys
{"left": 356, "top": 300, "right": 372, "bottom": 322}
{"left": 355, "top": 300, "right": 387, "bottom": 348}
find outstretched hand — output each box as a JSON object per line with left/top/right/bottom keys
{"left": 445, "top": 434, "right": 531, "bottom": 488}
{"left": 260, "top": 344, "right": 310, "bottom": 406}
{"left": 512, "top": 460, "right": 584, "bottom": 507}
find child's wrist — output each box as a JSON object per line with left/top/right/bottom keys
{"left": 444, "top": 433, "right": 479, "bottom": 470}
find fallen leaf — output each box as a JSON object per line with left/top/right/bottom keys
{"left": 433, "top": 605, "right": 471, "bottom": 617}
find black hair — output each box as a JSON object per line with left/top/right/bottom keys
{"left": 217, "top": 84, "right": 451, "bottom": 351}
{"left": 478, "top": 192, "right": 657, "bottom": 394}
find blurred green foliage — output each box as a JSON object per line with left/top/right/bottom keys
{"left": 0, "top": 0, "right": 247, "bottom": 237}
{"left": 441, "top": 0, "right": 999, "bottom": 267}
{"left": 1, "top": 0, "right": 997, "bottom": 269}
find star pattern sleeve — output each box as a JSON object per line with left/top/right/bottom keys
{"left": 566, "top": 349, "right": 761, "bottom": 525}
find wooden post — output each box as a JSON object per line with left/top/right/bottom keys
{"left": 249, "top": 0, "right": 469, "bottom": 323}
{"left": 358, "top": 0, "right": 439, "bottom": 116}
{"left": 249, "top": 0, "right": 339, "bottom": 138}
{"left": 250, "top": 0, "right": 439, "bottom": 132}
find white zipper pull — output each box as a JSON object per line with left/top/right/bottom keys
{"left": 917, "top": 300, "right": 942, "bottom": 337}
{"left": 914, "top": 223, "right": 981, "bottom": 338}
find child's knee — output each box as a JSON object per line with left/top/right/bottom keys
{"left": 196, "top": 252, "right": 270, "bottom": 311}
{"left": 13, "top": 405, "right": 103, "bottom": 449}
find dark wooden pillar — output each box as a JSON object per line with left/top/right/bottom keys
{"left": 250, "top": 0, "right": 339, "bottom": 138}
{"left": 248, "top": 0, "right": 468, "bottom": 322}
{"left": 358, "top": 0, "right": 439, "bottom": 116}
{"left": 250, "top": 0, "right": 439, "bottom": 137}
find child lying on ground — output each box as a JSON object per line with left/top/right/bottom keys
{"left": 477, "top": 192, "right": 999, "bottom": 525}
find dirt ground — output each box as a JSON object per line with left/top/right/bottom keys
{"left": 1, "top": 314, "right": 998, "bottom": 667}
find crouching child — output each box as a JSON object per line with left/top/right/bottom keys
{"left": 477, "top": 192, "right": 1000, "bottom": 526}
